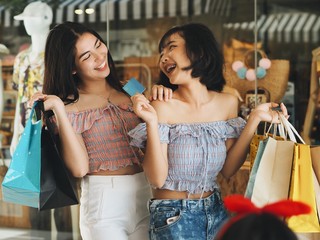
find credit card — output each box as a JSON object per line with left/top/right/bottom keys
{"left": 122, "top": 77, "right": 146, "bottom": 96}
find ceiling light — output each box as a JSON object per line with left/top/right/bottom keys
{"left": 85, "top": 8, "right": 95, "bottom": 14}
{"left": 74, "top": 9, "right": 83, "bottom": 15}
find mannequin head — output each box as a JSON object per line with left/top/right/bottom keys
{"left": 14, "top": 1, "right": 53, "bottom": 36}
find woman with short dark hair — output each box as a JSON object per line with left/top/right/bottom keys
{"left": 129, "top": 23, "right": 288, "bottom": 240}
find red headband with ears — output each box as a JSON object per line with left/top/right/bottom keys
{"left": 216, "top": 195, "right": 311, "bottom": 239}
{"left": 224, "top": 194, "right": 311, "bottom": 217}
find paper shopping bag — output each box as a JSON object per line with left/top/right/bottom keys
{"left": 251, "top": 136, "right": 295, "bottom": 207}
{"left": 311, "top": 146, "right": 320, "bottom": 184}
{"left": 249, "top": 123, "right": 284, "bottom": 171}
{"left": 37, "top": 101, "right": 79, "bottom": 210}
{"left": 2, "top": 101, "right": 79, "bottom": 210}
{"left": 249, "top": 134, "right": 267, "bottom": 170}
{"left": 2, "top": 104, "right": 41, "bottom": 208}
{"left": 287, "top": 144, "right": 320, "bottom": 232}
{"left": 39, "top": 115, "right": 79, "bottom": 210}
{"left": 245, "top": 139, "right": 268, "bottom": 198}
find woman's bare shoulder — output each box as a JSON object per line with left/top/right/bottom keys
{"left": 216, "top": 91, "right": 238, "bottom": 102}
{"left": 151, "top": 98, "right": 179, "bottom": 111}
{"left": 151, "top": 99, "right": 177, "bottom": 123}
{"left": 216, "top": 91, "right": 239, "bottom": 118}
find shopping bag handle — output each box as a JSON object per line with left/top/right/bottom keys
{"left": 278, "top": 112, "right": 305, "bottom": 144}
{"left": 265, "top": 122, "right": 277, "bottom": 136}
{"left": 34, "top": 101, "right": 56, "bottom": 137}
{"left": 25, "top": 102, "right": 42, "bottom": 129}
{"left": 34, "top": 101, "right": 42, "bottom": 121}
{"left": 264, "top": 119, "right": 286, "bottom": 140}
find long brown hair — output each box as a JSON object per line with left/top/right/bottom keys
{"left": 43, "top": 21, "right": 123, "bottom": 104}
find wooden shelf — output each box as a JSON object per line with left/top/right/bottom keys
{"left": 1, "top": 64, "right": 15, "bottom": 150}
{"left": 2, "top": 116, "right": 14, "bottom": 120}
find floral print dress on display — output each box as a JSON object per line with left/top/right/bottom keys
{"left": 12, "top": 47, "right": 44, "bottom": 143}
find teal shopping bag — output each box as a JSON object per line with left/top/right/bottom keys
{"left": 2, "top": 103, "right": 41, "bottom": 208}
{"left": 245, "top": 139, "right": 268, "bottom": 198}
{"left": 2, "top": 101, "right": 79, "bottom": 210}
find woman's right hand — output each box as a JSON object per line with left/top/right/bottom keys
{"left": 29, "top": 92, "right": 65, "bottom": 113}
{"left": 131, "top": 93, "right": 158, "bottom": 124}
{"left": 249, "top": 102, "right": 288, "bottom": 124}
{"left": 149, "top": 84, "right": 173, "bottom": 102}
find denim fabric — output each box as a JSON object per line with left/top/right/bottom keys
{"left": 148, "top": 190, "right": 229, "bottom": 240}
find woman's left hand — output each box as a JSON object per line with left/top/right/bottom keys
{"left": 250, "top": 102, "right": 288, "bottom": 123}
{"left": 149, "top": 85, "right": 173, "bottom": 102}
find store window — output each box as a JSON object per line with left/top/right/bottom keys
{"left": 0, "top": 0, "right": 319, "bottom": 239}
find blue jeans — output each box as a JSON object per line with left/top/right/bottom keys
{"left": 148, "top": 190, "right": 228, "bottom": 240}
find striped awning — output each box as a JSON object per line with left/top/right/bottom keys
{"left": 0, "top": 0, "right": 232, "bottom": 28}
{"left": 223, "top": 12, "right": 320, "bottom": 44}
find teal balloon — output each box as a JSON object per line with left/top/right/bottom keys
{"left": 237, "top": 67, "right": 247, "bottom": 79}
{"left": 256, "top": 67, "right": 266, "bottom": 78}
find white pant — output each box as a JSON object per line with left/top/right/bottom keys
{"left": 79, "top": 172, "right": 152, "bottom": 240}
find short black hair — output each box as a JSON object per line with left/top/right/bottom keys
{"left": 157, "top": 23, "right": 226, "bottom": 91}
{"left": 217, "top": 213, "right": 298, "bottom": 240}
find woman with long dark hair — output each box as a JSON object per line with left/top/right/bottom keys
{"left": 31, "top": 21, "right": 171, "bottom": 240}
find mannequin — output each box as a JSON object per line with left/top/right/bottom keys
{"left": 11, "top": 1, "right": 52, "bottom": 231}
{"left": 10, "top": 2, "right": 73, "bottom": 235}
{"left": 10, "top": 1, "right": 52, "bottom": 155}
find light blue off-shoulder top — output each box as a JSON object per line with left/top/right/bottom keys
{"left": 128, "top": 117, "right": 246, "bottom": 195}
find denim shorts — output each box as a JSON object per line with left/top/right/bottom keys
{"left": 148, "top": 190, "right": 229, "bottom": 240}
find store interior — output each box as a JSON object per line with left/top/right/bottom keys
{"left": 0, "top": 0, "right": 319, "bottom": 239}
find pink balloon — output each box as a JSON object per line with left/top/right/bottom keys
{"left": 232, "top": 60, "right": 244, "bottom": 72}
{"left": 259, "top": 58, "right": 272, "bottom": 69}
{"left": 246, "top": 69, "right": 256, "bottom": 81}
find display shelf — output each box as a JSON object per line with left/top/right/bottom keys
{"left": 1, "top": 64, "right": 15, "bottom": 158}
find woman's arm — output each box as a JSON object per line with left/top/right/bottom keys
{"left": 221, "top": 102, "right": 288, "bottom": 178}
{"left": 30, "top": 93, "right": 89, "bottom": 177}
{"left": 131, "top": 94, "right": 168, "bottom": 188}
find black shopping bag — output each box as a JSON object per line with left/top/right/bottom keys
{"left": 2, "top": 101, "right": 79, "bottom": 210}
{"left": 37, "top": 101, "right": 79, "bottom": 210}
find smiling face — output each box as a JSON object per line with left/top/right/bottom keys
{"left": 74, "top": 32, "right": 110, "bottom": 82}
{"left": 159, "top": 33, "right": 192, "bottom": 85}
